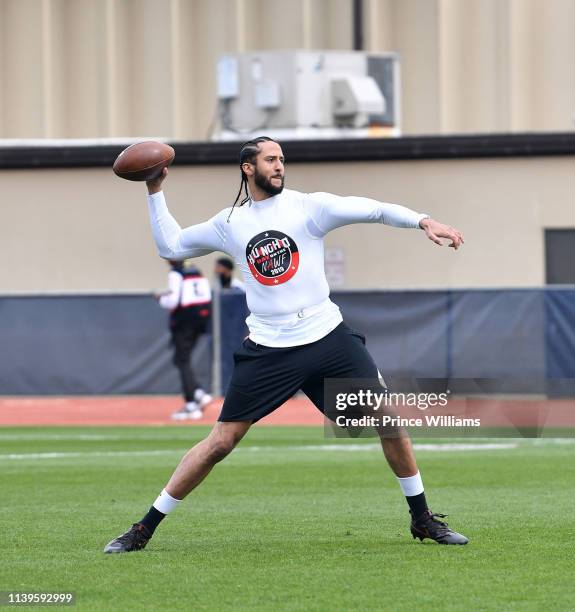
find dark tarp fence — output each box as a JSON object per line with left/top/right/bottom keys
{"left": 0, "top": 289, "right": 573, "bottom": 395}
{"left": 0, "top": 295, "right": 209, "bottom": 395}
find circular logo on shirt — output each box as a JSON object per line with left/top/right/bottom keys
{"left": 246, "top": 230, "right": 299, "bottom": 286}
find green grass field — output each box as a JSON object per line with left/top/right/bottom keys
{"left": 1, "top": 426, "right": 573, "bottom": 611}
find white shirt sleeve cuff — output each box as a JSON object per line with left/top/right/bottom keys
{"left": 417, "top": 213, "right": 430, "bottom": 227}
{"left": 147, "top": 191, "right": 164, "bottom": 202}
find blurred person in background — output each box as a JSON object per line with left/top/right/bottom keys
{"left": 157, "top": 260, "right": 213, "bottom": 420}
{"left": 215, "top": 257, "right": 245, "bottom": 291}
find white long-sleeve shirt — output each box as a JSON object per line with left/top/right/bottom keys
{"left": 148, "top": 188, "right": 427, "bottom": 346}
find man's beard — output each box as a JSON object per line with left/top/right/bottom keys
{"left": 254, "top": 167, "right": 285, "bottom": 196}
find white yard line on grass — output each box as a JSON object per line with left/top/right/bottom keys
{"left": 280, "top": 443, "right": 520, "bottom": 452}
{"left": 0, "top": 434, "right": 130, "bottom": 441}
{"left": 0, "top": 442, "right": 521, "bottom": 460}
{"left": 532, "top": 438, "right": 575, "bottom": 445}
{"left": 0, "top": 450, "right": 179, "bottom": 460}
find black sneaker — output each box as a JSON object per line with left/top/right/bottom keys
{"left": 410, "top": 510, "right": 469, "bottom": 545}
{"left": 104, "top": 523, "right": 151, "bottom": 554}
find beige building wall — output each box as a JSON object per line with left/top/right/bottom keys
{"left": 2, "top": 155, "right": 574, "bottom": 292}
{"left": 1, "top": 0, "right": 575, "bottom": 138}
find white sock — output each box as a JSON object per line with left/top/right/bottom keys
{"left": 193, "top": 389, "right": 206, "bottom": 402}
{"left": 397, "top": 471, "right": 424, "bottom": 497}
{"left": 185, "top": 401, "right": 199, "bottom": 411}
{"left": 152, "top": 489, "right": 182, "bottom": 515}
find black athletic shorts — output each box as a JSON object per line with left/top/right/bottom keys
{"left": 218, "top": 322, "right": 379, "bottom": 422}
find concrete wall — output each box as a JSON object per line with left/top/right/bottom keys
{"left": 2, "top": 155, "right": 574, "bottom": 292}
{"left": 1, "top": 0, "right": 575, "bottom": 138}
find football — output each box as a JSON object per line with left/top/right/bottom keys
{"left": 113, "top": 141, "right": 175, "bottom": 181}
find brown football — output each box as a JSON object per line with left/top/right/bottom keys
{"left": 113, "top": 141, "right": 175, "bottom": 181}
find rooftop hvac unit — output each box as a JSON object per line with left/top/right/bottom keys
{"left": 212, "top": 50, "right": 400, "bottom": 141}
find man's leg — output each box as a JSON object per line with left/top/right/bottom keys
{"left": 104, "top": 421, "right": 251, "bottom": 553}
{"left": 164, "top": 420, "right": 251, "bottom": 499}
{"left": 378, "top": 434, "right": 417, "bottom": 478}
{"left": 376, "top": 429, "right": 428, "bottom": 517}
{"left": 105, "top": 335, "right": 307, "bottom": 554}
{"left": 301, "top": 323, "right": 468, "bottom": 544}
{"left": 378, "top": 430, "right": 468, "bottom": 544}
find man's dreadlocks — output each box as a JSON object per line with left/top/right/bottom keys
{"left": 227, "top": 136, "right": 277, "bottom": 222}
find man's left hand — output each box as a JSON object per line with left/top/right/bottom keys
{"left": 419, "top": 218, "right": 464, "bottom": 250}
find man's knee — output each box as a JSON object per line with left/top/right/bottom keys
{"left": 206, "top": 437, "right": 236, "bottom": 463}
{"left": 205, "top": 423, "right": 249, "bottom": 463}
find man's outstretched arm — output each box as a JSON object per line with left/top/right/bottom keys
{"left": 146, "top": 169, "right": 228, "bottom": 260}
{"left": 305, "top": 191, "right": 464, "bottom": 249}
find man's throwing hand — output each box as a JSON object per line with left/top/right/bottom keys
{"left": 146, "top": 167, "right": 169, "bottom": 195}
{"left": 419, "top": 218, "right": 464, "bottom": 250}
